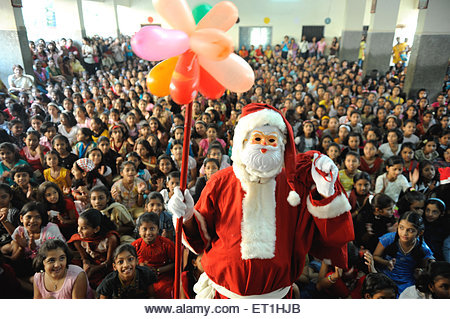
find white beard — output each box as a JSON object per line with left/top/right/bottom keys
{"left": 240, "top": 143, "right": 283, "bottom": 182}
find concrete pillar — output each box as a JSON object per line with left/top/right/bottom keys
{"left": 363, "top": 0, "right": 401, "bottom": 76}
{"left": 0, "top": 0, "right": 33, "bottom": 87}
{"left": 54, "top": 0, "right": 86, "bottom": 41}
{"left": 404, "top": 0, "right": 450, "bottom": 101}
{"left": 339, "top": 0, "right": 366, "bottom": 62}
{"left": 113, "top": 0, "right": 121, "bottom": 38}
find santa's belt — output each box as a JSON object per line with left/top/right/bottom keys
{"left": 194, "top": 272, "right": 291, "bottom": 299}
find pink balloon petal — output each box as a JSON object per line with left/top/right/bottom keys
{"left": 153, "top": 0, "right": 196, "bottom": 35}
{"left": 131, "top": 26, "right": 189, "bottom": 61}
{"left": 198, "top": 53, "right": 254, "bottom": 93}
{"left": 196, "top": 1, "right": 239, "bottom": 32}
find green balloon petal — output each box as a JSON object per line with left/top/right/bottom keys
{"left": 192, "top": 3, "right": 212, "bottom": 24}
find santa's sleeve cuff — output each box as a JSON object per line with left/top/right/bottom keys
{"left": 179, "top": 210, "right": 212, "bottom": 254}
{"left": 307, "top": 186, "right": 351, "bottom": 219}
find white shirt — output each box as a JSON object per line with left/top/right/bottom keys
{"left": 375, "top": 173, "right": 410, "bottom": 202}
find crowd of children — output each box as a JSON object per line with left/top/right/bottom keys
{"left": 0, "top": 34, "right": 449, "bottom": 299}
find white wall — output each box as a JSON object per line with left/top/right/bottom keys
{"left": 120, "top": 0, "right": 348, "bottom": 47}
{"left": 20, "top": 0, "right": 422, "bottom": 51}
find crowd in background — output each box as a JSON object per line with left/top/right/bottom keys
{"left": 0, "top": 33, "right": 449, "bottom": 299}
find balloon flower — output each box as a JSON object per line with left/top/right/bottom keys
{"left": 131, "top": 0, "right": 255, "bottom": 105}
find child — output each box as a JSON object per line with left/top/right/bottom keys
{"left": 39, "top": 180, "right": 78, "bottom": 234}
{"left": 171, "top": 140, "right": 197, "bottom": 190}
{"left": 400, "top": 261, "right": 450, "bottom": 299}
{"left": 348, "top": 171, "right": 371, "bottom": 219}
{"left": 295, "top": 120, "right": 319, "bottom": 153}
{"left": 322, "top": 117, "right": 339, "bottom": 141}
{"left": 148, "top": 133, "right": 164, "bottom": 158}
{"left": 326, "top": 142, "right": 341, "bottom": 169}
{"left": 437, "top": 129, "right": 449, "bottom": 159}
{"left": 90, "top": 185, "right": 135, "bottom": 244}
{"left": 0, "top": 183, "right": 20, "bottom": 252}
{"left": 58, "top": 111, "right": 79, "bottom": 146}
{"left": 20, "top": 131, "right": 48, "bottom": 174}
{"left": 148, "top": 117, "right": 168, "bottom": 149}
{"left": 373, "top": 211, "right": 435, "bottom": 293}
{"left": 317, "top": 135, "right": 333, "bottom": 154}
{"left": 354, "top": 193, "right": 396, "bottom": 253}
{"left": 335, "top": 124, "right": 350, "bottom": 147}
{"left": 90, "top": 117, "right": 109, "bottom": 144}
{"left": 9, "top": 202, "right": 65, "bottom": 276}
{"left": 396, "top": 190, "right": 426, "bottom": 218}
{"left": 71, "top": 158, "right": 105, "bottom": 190}
{"left": 361, "top": 273, "right": 398, "bottom": 299}
{"left": 194, "top": 158, "right": 219, "bottom": 203}
{"left": 68, "top": 208, "right": 119, "bottom": 289}
{"left": 198, "top": 143, "right": 230, "bottom": 176}
{"left": 126, "top": 152, "right": 151, "bottom": 183}
{"left": 132, "top": 212, "right": 175, "bottom": 299}
{"left": 423, "top": 198, "right": 449, "bottom": 261}
{"left": 143, "top": 192, "right": 174, "bottom": 240}
{"left": 111, "top": 161, "right": 146, "bottom": 220}
{"left": 375, "top": 155, "right": 410, "bottom": 202}
{"left": 135, "top": 139, "right": 157, "bottom": 173}
{"left": 97, "top": 136, "right": 120, "bottom": 176}
{"left": 9, "top": 119, "right": 26, "bottom": 149}
{"left": 359, "top": 140, "right": 383, "bottom": 186}
{"left": 0, "top": 142, "right": 29, "bottom": 185}
{"left": 97, "top": 243, "right": 157, "bottom": 298}
{"left": 379, "top": 128, "right": 403, "bottom": 161}
{"left": 415, "top": 138, "right": 439, "bottom": 162}
{"left": 198, "top": 124, "right": 226, "bottom": 158}
{"left": 39, "top": 121, "right": 58, "bottom": 150}
{"left": 339, "top": 151, "right": 361, "bottom": 195}
{"left": 348, "top": 111, "right": 363, "bottom": 135}
{"left": 341, "top": 132, "right": 363, "bottom": 159}
{"left": 400, "top": 142, "right": 419, "bottom": 183}
{"left": 416, "top": 110, "right": 434, "bottom": 137}
{"left": 124, "top": 112, "right": 139, "bottom": 142}
{"left": 415, "top": 160, "right": 439, "bottom": 195}
{"left": 74, "top": 128, "right": 97, "bottom": 159}
{"left": 52, "top": 135, "right": 78, "bottom": 170}
{"left": 109, "top": 125, "right": 133, "bottom": 158}
{"left": 181, "top": 251, "right": 204, "bottom": 299}
{"left": 402, "top": 119, "right": 419, "bottom": 145}
{"left": 74, "top": 105, "right": 91, "bottom": 129}
{"left": 160, "top": 171, "right": 180, "bottom": 211}
{"left": 10, "top": 164, "right": 38, "bottom": 210}
{"left": 33, "top": 239, "right": 93, "bottom": 299}
{"left": 87, "top": 148, "right": 113, "bottom": 186}
{"left": 43, "top": 150, "right": 72, "bottom": 194}
{"left": 366, "top": 127, "right": 382, "bottom": 146}
{"left": 156, "top": 154, "right": 177, "bottom": 180}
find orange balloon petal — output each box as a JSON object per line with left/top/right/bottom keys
{"left": 190, "top": 28, "right": 233, "bottom": 61}
{"left": 196, "top": 1, "right": 238, "bottom": 32}
{"left": 147, "top": 56, "right": 179, "bottom": 97}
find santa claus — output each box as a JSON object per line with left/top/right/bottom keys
{"left": 169, "top": 103, "right": 354, "bottom": 298}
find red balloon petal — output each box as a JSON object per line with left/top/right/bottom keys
{"left": 198, "top": 67, "right": 225, "bottom": 99}
{"left": 170, "top": 50, "right": 200, "bottom": 105}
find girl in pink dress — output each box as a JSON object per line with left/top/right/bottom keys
{"left": 33, "top": 239, "right": 94, "bottom": 298}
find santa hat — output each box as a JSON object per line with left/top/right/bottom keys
{"left": 232, "top": 103, "right": 300, "bottom": 206}
{"left": 438, "top": 167, "right": 450, "bottom": 185}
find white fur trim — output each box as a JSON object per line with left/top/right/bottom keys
{"left": 232, "top": 108, "right": 286, "bottom": 164}
{"left": 287, "top": 190, "right": 301, "bottom": 206}
{"left": 240, "top": 179, "right": 277, "bottom": 259}
{"left": 306, "top": 192, "right": 351, "bottom": 219}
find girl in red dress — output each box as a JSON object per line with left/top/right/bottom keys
{"left": 132, "top": 212, "right": 174, "bottom": 298}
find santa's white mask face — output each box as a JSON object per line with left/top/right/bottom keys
{"left": 241, "top": 126, "right": 284, "bottom": 179}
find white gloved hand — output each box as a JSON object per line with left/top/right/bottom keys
{"left": 311, "top": 153, "right": 338, "bottom": 198}
{"left": 168, "top": 186, "right": 194, "bottom": 221}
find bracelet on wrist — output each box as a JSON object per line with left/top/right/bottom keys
{"left": 327, "top": 274, "right": 337, "bottom": 284}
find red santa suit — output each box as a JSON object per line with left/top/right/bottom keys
{"left": 179, "top": 104, "right": 354, "bottom": 298}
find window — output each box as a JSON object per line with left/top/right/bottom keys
{"left": 239, "top": 27, "right": 272, "bottom": 50}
